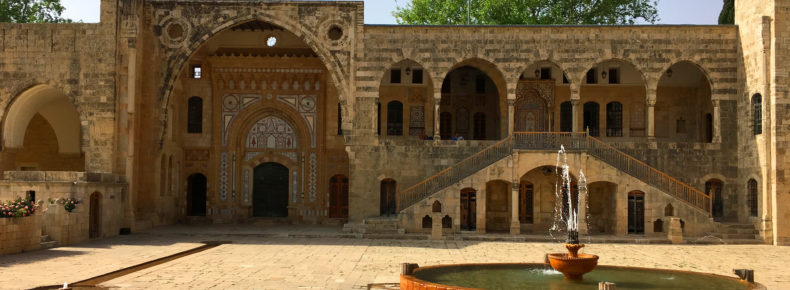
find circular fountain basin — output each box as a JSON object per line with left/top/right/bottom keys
{"left": 401, "top": 263, "right": 760, "bottom": 290}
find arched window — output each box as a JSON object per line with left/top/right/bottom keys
{"left": 705, "top": 113, "right": 713, "bottom": 143}
{"left": 442, "top": 215, "right": 452, "bottom": 228}
{"left": 606, "top": 102, "right": 623, "bottom": 137}
{"left": 377, "top": 102, "right": 381, "bottom": 135}
{"left": 337, "top": 103, "right": 343, "bottom": 136}
{"left": 560, "top": 101, "right": 573, "bottom": 132}
{"left": 748, "top": 179, "right": 758, "bottom": 217}
{"left": 583, "top": 102, "right": 599, "bottom": 136}
{"left": 473, "top": 112, "right": 486, "bottom": 140}
{"left": 422, "top": 215, "right": 432, "bottom": 228}
{"left": 387, "top": 101, "right": 403, "bottom": 136}
{"left": 187, "top": 97, "right": 203, "bottom": 133}
{"left": 753, "top": 94, "right": 762, "bottom": 135}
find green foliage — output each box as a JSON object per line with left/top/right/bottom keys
{"left": 394, "top": 0, "right": 659, "bottom": 25}
{"left": 0, "top": 0, "right": 70, "bottom": 23}
{"left": 718, "top": 0, "right": 734, "bottom": 25}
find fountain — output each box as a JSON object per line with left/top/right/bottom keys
{"left": 545, "top": 146, "right": 599, "bottom": 280}
{"left": 399, "top": 145, "right": 761, "bottom": 289}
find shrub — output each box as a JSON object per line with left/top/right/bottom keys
{"left": 0, "top": 197, "right": 38, "bottom": 218}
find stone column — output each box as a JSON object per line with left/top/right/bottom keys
{"left": 508, "top": 99, "right": 516, "bottom": 135}
{"left": 712, "top": 99, "right": 721, "bottom": 143}
{"left": 433, "top": 98, "right": 441, "bottom": 140}
{"left": 510, "top": 182, "right": 520, "bottom": 235}
{"left": 668, "top": 217, "right": 684, "bottom": 244}
{"left": 646, "top": 98, "right": 656, "bottom": 138}
{"left": 571, "top": 99, "right": 581, "bottom": 132}
{"left": 477, "top": 188, "right": 486, "bottom": 234}
{"left": 431, "top": 212, "right": 444, "bottom": 240}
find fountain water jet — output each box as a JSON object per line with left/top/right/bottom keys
{"left": 546, "top": 145, "right": 599, "bottom": 281}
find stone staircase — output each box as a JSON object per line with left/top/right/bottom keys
{"left": 398, "top": 132, "right": 713, "bottom": 216}
{"left": 40, "top": 235, "right": 57, "bottom": 249}
{"left": 705, "top": 223, "right": 763, "bottom": 244}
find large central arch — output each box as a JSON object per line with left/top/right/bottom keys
{"left": 157, "top": 9, "right": 354, "bottom": 144}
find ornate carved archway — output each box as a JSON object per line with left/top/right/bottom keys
{"left": 515, "top": 80, "right": 554, "bottom": 132}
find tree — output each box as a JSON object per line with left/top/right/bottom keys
{"left": 718, "top": 0, "right": 734, "bottom": 25}
{"left": 0, "top": 0, "right": 70, "bottom": 23}
{"left": 394, "top": 0, "right": 659, "bottom": 25}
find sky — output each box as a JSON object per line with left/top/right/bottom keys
{"left": 61, "top": 0, "right": 723, "bottom": 25}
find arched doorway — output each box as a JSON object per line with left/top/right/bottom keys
{"left": 187, "top": 173, "right": 207, "bottom": 216}
{"left": 515, "top": 92, "right": 547, "bottom": 132}
{"left": 89, "top": 192, "right": 101, "bottom": 239}
{"left": 705, "top": 179, "right": 724, "bottom": 220}
{"left": 627, "top": 190, "right": 645, "bottom": 234}
{"left": 329, "top": 174, "right": 349, "bottom": 219}
{"left": 440, "top": 64, "right": 504, "bottom": 140}
{"left": 380, "top": 179, "right": 397, "bottom": 216}
{"left": 253, "top": 162, "right": 289, "bottom": 217}
{"left": 656, "top": 61, "right": 713, "bottom": 141}
{"left": 460, "top": 188, "right": 477, "bottom": 230}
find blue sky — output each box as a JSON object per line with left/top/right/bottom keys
{"left": 62, "top": 0, "right": 722, "bottom": 24}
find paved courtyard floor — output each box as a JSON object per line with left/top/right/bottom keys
{"left": 0, "top": 224, "right": 786, "bottom": 289}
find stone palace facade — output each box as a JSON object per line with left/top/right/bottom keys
{"left": 1, "top": 0, "right": 789, "bottom": 246}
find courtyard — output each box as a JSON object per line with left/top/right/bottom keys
{"left": 0, "top": 225, "right": 785, "bottom": 289}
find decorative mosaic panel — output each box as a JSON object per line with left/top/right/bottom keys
{"left": 278, "top": 152, "right": 298, "bottom": 163}
{"left": 278, "top": 95, "right": 318, "bottom": 148}
{"left": 292, "top": 171, "right": 298, "bottom": 203}
{"left": 219, "top": 152, "right": 228, "bottom": 201}
{"left": 221, "top": 94, "right": 262, "bottom": 146}
{"left": 309, "top": 153, "right": 317, "bottom": 202}
{"left": 243, "top": 169, "right": 250, "bottom": 204}
{"left": 246, "top": 116, "right": 297, "bottom": 149}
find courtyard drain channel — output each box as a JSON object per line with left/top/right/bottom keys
{"left": 31, "top": 241, "right": 231, "bottom": 290}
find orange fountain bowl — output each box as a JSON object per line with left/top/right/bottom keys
{"left": 547, "top": 253, "right": 599, "bottom": 281}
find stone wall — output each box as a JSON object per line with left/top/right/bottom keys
{"left": 0, "top": 172, "right": 129, "bottom": 245}
{"left": 0, "top": 214, "right": 41, "bottom": 255}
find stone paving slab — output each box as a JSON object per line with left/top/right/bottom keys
{"left": 0, "top": 234, "right": 203, "bottom": 290}
{"left": 1, "top": 225, "right": 785, "bottom": 289}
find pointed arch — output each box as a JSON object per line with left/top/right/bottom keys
{"left": 2, "top": 84, "right": 82, "bottom": 154}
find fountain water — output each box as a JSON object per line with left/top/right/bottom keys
{"left": 546, "top": 145, "right": 599, "bottom": 280}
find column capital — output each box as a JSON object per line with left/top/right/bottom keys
{"left": 646, "top": 98, "right": 656, "bottom": 107}
{"left": 570, "top": 99, "right": 581, "bottom": 106}
{"left": 712, "top": 98, "right": 720, "bottom": 107}
{"left": 507, "top": 99, "right": 516, "bottom": 106}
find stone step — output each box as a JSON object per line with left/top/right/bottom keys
{"left": 363, "top": 233, "right": 426, "bottom": 240}
{"left": 185, "top": 216, "right": 212, "bottom": 225}
{"left": 711, "top": 233, "right": 758, "bottom": 240}
{"left": 723, "top": 228, "right": 758, "bottom": 235}
{"left": 40, "top": 240, "right": 57, "bottom": 249}
{"left": 721, "top": 223, "right": 756, "bottom": 230}
{"left": 321, "top": 218, "right": 346, "bottom": 226}
{"left": 363, "top": 218, "right": 399, "bottom": 225}
{"left": 40, "top": 235, "right": 50, "bottom": 243}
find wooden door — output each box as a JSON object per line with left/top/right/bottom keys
{"left": 628, "top": 191, "right": 645, "bottom": 234}
{"left": 380, "top": 179, "right": 397, "bottom": 216}
{"left": 706, "top": 179, "right": 724, "bottom": 220}
{"left": 519, "top": 181, "right": 534, "bottom": 224}
{"left": 89, "top": 192, "right": 101, "bottom": 239}
{"left": 460, "top": 188, "right": 477, "bottom": 230}
{"left": 329, "top": 175, "right": 349, "bottom": 219}
{"left": 187, "top": 173, "right": 207, "bottom": 216}
{"left": 253, "top": 162, "right": 289, "bottom": 217}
